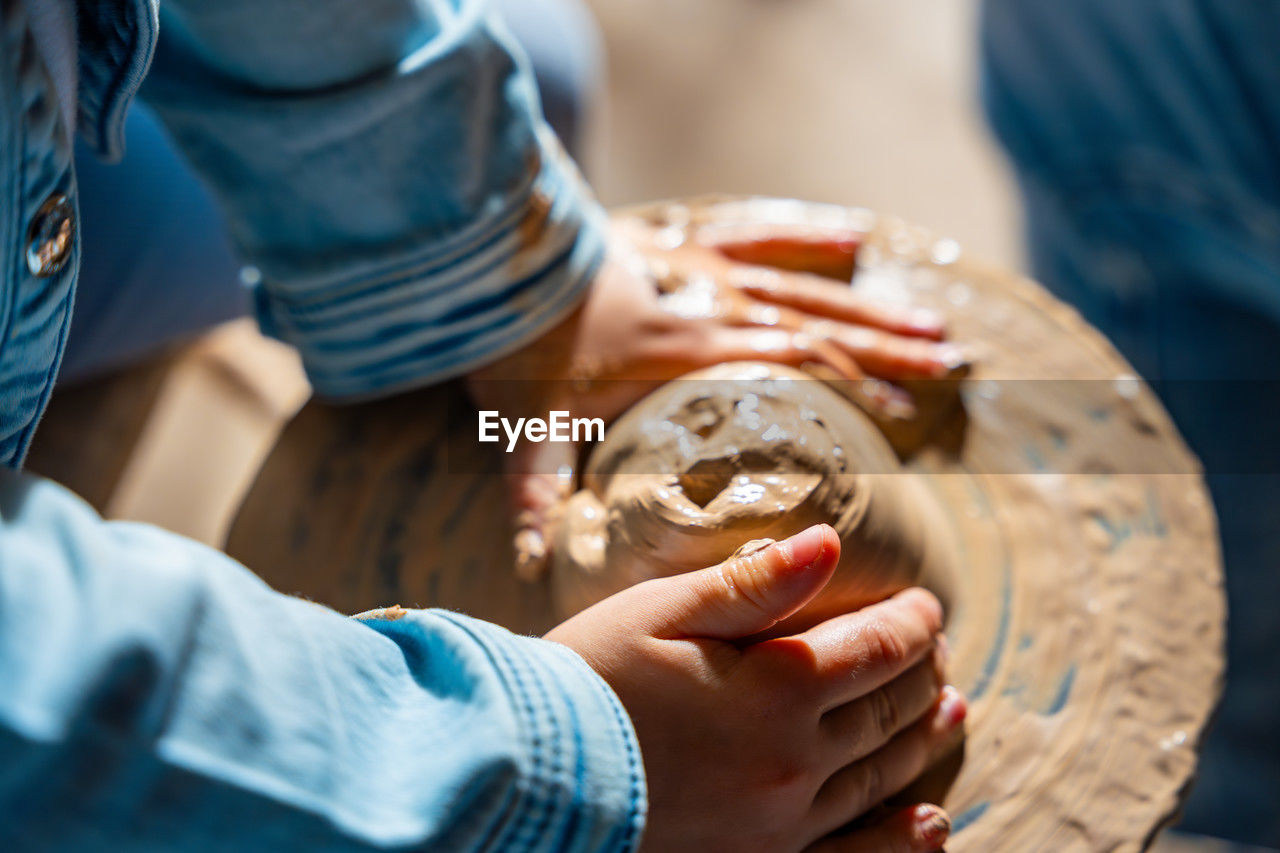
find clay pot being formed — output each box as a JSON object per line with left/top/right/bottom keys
{"left": 551, "top": 361, "right": 960, "bottom": 637}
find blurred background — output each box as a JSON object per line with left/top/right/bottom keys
{"left": 581, "top": 0, "right": 1022, "bottom": 269}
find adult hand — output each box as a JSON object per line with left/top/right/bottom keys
{"left": 466, "top": 224, "right": 966, "bottom": 578}
{"left": 545, "top": 524, "right": 966, "bottom": 853}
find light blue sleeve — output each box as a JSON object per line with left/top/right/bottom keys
{"left": 0, "top": 468, "right": 645, "bottom": 851}
{"left": 138, "top": 0, "right": 607, "bottom": 398}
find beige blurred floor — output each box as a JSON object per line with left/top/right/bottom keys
{"left": 581, "top": 0, "right": 1023, "bottom": 270}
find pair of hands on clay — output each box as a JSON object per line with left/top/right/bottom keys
{"left": 465, "top": 225, "right": 965, "bottom": 578}
{"left": 471, "top": 228, "right": 966, "bottom": 849}
{"left": 546, "top": 524, "right": 965, "bottom": 852}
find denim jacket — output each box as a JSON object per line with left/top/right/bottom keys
{"left": 0, "top": 0, "right": 643, "bottom": 849}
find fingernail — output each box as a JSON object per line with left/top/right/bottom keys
{"left": 783, "top": 524, "right": 831, "bottom": 569}
{"left": 940, "top": 685, "right": 967, "bottom": 729}
{"left": 912, "top": 804, "right": 951, "bottom": 847}
{"left": 936, "top": 632, "right": 951, "bottom": 666}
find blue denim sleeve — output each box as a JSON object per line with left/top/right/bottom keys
{"left": 137, "top": 0, "right": 607, "bottom": 398}
{"left": 0, "top": 469, "right": 645, "bottom": 851}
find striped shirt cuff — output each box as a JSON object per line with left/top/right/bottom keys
{"left": 430, "top": 612, "right": 648, "bottom": 853}
{"left": 252, "top": 130, "right": 607, "bottom": 400}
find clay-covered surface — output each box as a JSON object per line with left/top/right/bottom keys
{"left": 228, "top": 197, "right": 1224, "bottom": 852}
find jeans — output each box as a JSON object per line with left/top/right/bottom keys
{"left": 981, "top": 0, "right": 1280, "bottom": 845}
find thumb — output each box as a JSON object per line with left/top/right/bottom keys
{"left": 504, "top": 434, "right": 577, "bottom": 581}
{"left": 653, "top": 524, "right": 840, "bottom": 640}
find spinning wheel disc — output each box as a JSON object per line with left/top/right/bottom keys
{"left": 228, "top": 197, "right": 1223, "bottom": 851}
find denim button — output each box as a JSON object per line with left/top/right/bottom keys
{"left": 26, "top": 193, "right": 75, "bottom": 277}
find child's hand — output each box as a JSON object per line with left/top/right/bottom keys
{"left": 545, "top": 524, "right": 965, "bottom": 853}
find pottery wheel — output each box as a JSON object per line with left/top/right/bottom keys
{"left": 227, "top": 197, "right": 1224, "bottom": 852}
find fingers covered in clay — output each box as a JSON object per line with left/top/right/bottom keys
{"left": 760, "top": 587, "right": 944, "bottom": 711}
{"left": 821, "top": 324, "right": 968, "bottom": 380}
{"left": 502, "top": 426, "right": 577, "bottom": 581}
{"left": 702, "top": 326, "right": 924, "bottom": 422}
{"left": 715, "top": 288, "right": 961, "bottom": 382}
{"left": 808, "top": 685, "right": 967, "bottom": 840}
{"left": 818, "top": 657, "right": 944, "bottom": 771}
{"left": 652, "top": 523, "right": 841, "bottom": 640}
{"left": 711, "top": 232, "right": 863, "bottom": 282}
{"left": 727, "top": 264, "right": 946, "bottom": 341}
{"left": 545, "top": 524, "right": 960, "bottom": 853}
{"left": 705, "top": 323, "right": 866, "bottom": 384}
{"left": 804, "top": 804, "right": 952, "bottom": 853}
